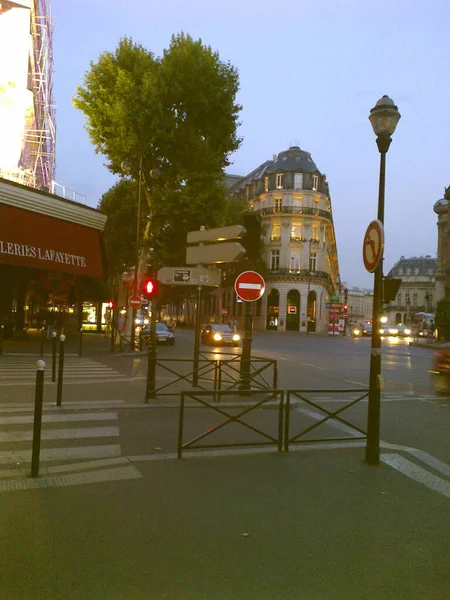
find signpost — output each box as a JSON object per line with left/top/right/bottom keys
{"left": 128, "top": 295, "right": 142, "bottom": 310}
{"left": 186, "top": 225, "right": 247, "bottom": 265}
{"left": 234, "top": 271, "right": 266, "bottom": 391}
{"left": 363, "top": 220, "right": 384, "bottom": 273}
{"left": 157, "top": 266, "right": 221, "bottom": 287}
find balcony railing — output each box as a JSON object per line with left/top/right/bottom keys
{"left": 268, "top": 268, "right": 330, "bottom": 281}
{"left": 255, "top": 206, "right": 332, "bottom": 219}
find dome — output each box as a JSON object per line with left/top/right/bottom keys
{"left": 265, "top": 146, "right": 320, "bottom": 175}
{"left": 433, "top": 198, "right": 448, "bottom": 214}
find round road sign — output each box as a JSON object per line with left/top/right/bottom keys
{"left": 235, "top": 271, "right": 266, "bottom": 302}
{"left": 128, "top": 295, "right": 142, "bottom": 309}
{"left": 363, "top": 220, "right": 384, "bottom": 273}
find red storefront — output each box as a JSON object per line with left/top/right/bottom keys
{"left": 0, "top": 178, "right": 107, "bottom": 336}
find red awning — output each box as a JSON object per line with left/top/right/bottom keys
{"left": 0, "top": 203, "right": 104, "bottom": 278}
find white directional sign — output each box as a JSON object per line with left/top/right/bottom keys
{"left": 157, "top": 266, "right": 222, "bottom": 286}
{"left": 186, "top": 242, "right": 246, "bottom": 265}
{"left": 187, "top": 225, "right": 246, "bottom": 245}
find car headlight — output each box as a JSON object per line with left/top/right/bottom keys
{"left": 353, "top": 328, "right": 361, "bottom": 335}
{"left": 144, "top": 319, "right": 149, "bottom": 325}
{"left": 135, "top": 318, "right": 140, "bottom": 324}
{"left": 233, "top": 334, "right": 240, "bottom": 341}
{"left": 213, "top": 333, "right": 222, "bottom": 341}
{"left": 389, "top": 328, "right": 398, "bottom": 334}
{"left": 379, "top": 329, "right": 384, "bottom": 335}
{"left": 404, "top": 328, "right": 411, "bottom": 335}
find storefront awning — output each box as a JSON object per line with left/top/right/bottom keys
{"left": 0, "top": 203, "right": 104, "bottom": 278}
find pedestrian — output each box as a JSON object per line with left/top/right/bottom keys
{"left": 167, "top": 317, "right": 176, "bottom": 332}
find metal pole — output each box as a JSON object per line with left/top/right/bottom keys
{"left": 145, "top": 299, "right": 158, "bottom": 401}
{"left": 31, "top": 360, "right": 45, "bottom": 478}
{"left": 0, "top": 324, "right": 4, "bottom": 355}
{"left": 51, "top": 331, "right": 57, "bottom": 382}
{"left": 239, "top": 301, "right": 253, "bottom": 391}
{"left": 40, "top": 326, "right": 45, "bottom": 356}
{"left": 192, "top": 286, "right": 202, "bottom": 387}
{"left": 306, "top": 239, "right": 312, "bottom": 334}
{"left": 56, "top": 334, "right": 66, "bottom": 407}
{"left": 365, "top": 143, "right": 389, "bottom": 466}
{"left": 78, "top": 328, "right": 83, "bottom": 357}
{"left": 130, "top": 155, "right": 143, "bottom": 351}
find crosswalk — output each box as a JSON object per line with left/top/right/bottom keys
{"left": 0, "top": 356, "right": 128, "bottom": 384}
{"left": 0, "top": 408, "right": 122, "bottom": 467}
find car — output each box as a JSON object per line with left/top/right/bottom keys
{"left": 139, "top": 322, "right": 175, "bottom": 346}
{"left": 429, "top": 343, "right": 450, "bottom": 394}
{"left": 350, "top": 326, "right": 362, "bottom": 337}
{"left": 201, "top": 323, "right": 240, "bottom": 346}
{"left": 362, "top": 323, "right": 372, "bottom": 336}
{"left": 379, "top": 325, "right": 412, "bottom": 338}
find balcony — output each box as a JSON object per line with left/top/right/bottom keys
{"left": 270, "top": 236, "right": 281, "bottom": 242}
{"left": 256, "top": 206, "right": 332, "bottom": 220}
{"left": 268, "top": 268, "right": 331, "bottom": 281}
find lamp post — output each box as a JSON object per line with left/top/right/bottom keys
{"left": 365, "top": 95, "right": 401, "bottom": 466}
{"left": 306, "top": 238, "right": 312, "bottom": 334}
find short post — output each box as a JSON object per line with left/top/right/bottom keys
{"left": 51, "top": 332, "right": 57, "bottom": 382}
{"left": 0, "top": 324, "right": 4, "bottom": 355}
{"left": 30, "top": 360, "right": 45, "bottom": 478}
{"left": 145, "top": 300, "right": 158, "bottom": 402}
{"left": 239, "top": 301, "right": 253, "bottom": 391}
{"left": 78, "top": 328, "right": 83, "bottom": 356}
{"left": 192, "top": 286, "right": 202, "bottom": 387}
{"left": 56, "top": 334, "right": 66, "bottom": 407}
{"left": 273, "top": 361, "right": 278, "bottom": 389}
{"left": 110, "top": 326, "right": 115, "bottom": 353}
{"left": 40, "top": 326, "right": 45, "bottom": 357}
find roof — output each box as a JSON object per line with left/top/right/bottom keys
{"left": 388, "top": 256, "right": 436, "bottom": 277}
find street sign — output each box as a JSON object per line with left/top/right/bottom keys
{"left": 157, "top": 266, "right": 222, "bottom": 286}
{"left": 235, "top": 270, "right": 265, "bottom": 302}
{"left": 221, "top": 309, "right": 228, "bottom": 315}
{"left": 187, "top": 224, "right": 246, "bottom": 245}
{"left": 186, "top": 242, "right": 245, "bottom": 265}
{"left": 128, "top": 295, "right": 142, "bottom": 309}
{"left": 363, "top": 220, "right": 384, "bottom": 273}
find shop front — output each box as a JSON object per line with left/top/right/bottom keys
{"left": 0, "top": 178, "right": 107, "bottom": 337}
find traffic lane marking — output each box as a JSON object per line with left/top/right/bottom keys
{"left": 0, "top": 412, "right": 119, "bottom": 425}
{"left": 0, "top": 444, "right": 122, "bottom": 465}
{"left": 381, "top": 453, "right": 450, "bottom": 499}
{"left": 0, "top": 426, "right": 119, "bottom": 443}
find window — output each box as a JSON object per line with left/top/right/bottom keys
{"left": 264, "top": 176, "right": 269, "bottom": 192}
{"left": 397, "top": 293, "right": 402, "bottom": 306}
{"left": 413, "top": 292, "right": 417, "bottom": 307}
{"left": 310, "top": 251, "right": 317, "bottom": 272}
{"left": 291, "top": 222, "right": 302, "bottom": 241}
{"left": 274, "top": 197, "right": 282, "bottom": 212}
{"left": 271, "top": 223, "right": 281, "bottom": 241}
{"left": 270, "top": 250, "right": 280, "bottom": 271}
{"left": 294, "top": 173, "right": 303, "bottom": 190}
{"left": 312, "top": 224, "right": 319, "bottom": 242}
{"left": 276, "top": 173, "right": 283, "bottom": 189}
{"left": 312, "top": 175, "right": 319, "bottom": 191}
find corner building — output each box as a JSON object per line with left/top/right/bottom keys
{"left": 229, "top": 146, "right": 341, "bottom": 333}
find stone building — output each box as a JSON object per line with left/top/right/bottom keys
{"left": 384, "top": 256, "right": 436, "bottom": 325}
{"left": 433, "top": 186, "right": 450, "bottom": 302}
{"left": 344, "top": 286, "right": 373, "bottom": 324}
{"left": 227, "top": 146, "right": 341, "bottom": 333}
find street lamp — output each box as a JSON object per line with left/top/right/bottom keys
{"left": 306, "top": 238, "right": 313, "bottom": 334}
{"left": 365, "top": 95, "right": 401, "bottom": 466}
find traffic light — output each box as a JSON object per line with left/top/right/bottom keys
{"left": 143, "top": 278, "right": 158, "bottom": 297}
{"left": 382, "top": 277, "right": 402, "bottom": 304}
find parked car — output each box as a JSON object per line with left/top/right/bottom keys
{"left": 201, "top": 323, "right": 240, "bottom": 346}
{"left": 139, "top": 322, "right": 175, "bottom": 346}
{"left": 429, "top": 344, "right": 450, "bottom": 394}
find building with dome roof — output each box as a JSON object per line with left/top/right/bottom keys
{"left": 227, "top": 146, "right": 340, "bottom": 333}
{"left": 433, "top": 186, "right": 450, "bottom": 302}
{"left": 383, "top": 255, "right": 436, "bottom": 326}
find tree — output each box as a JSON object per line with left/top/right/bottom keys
{"left": 74, "top": 33, "right": 242, "bottom": 268}
{"left": 435, "top": 298, "right": 450, "bottom": 341}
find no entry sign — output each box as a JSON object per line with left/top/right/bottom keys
{"left": 235, "top": 271, "right": 265, "bottom": 302}
{"left": 128, "top": 295, "right": 142, "bottom": 309}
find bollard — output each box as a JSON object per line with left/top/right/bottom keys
{"left": 0, "top": 324, "right": 4, "bottom": 355}
{"left": 146, "top": 344, "right": 157, "bottom": 401}
{"left": 51, "top": 332, "right": 57, "bottom": 382}
{"left": 110, "top": 327, "right": 115, "bottom": 353}
{"left": 78, "top": 328, "right": 83, "bottom": 357}
{"left": 56, "top": 334, "right": 66, "bottom": 407}
{"left": 40, "top": 326, "right": 45, "bottom": 357}
{"left": 31, "top": 360, "right": 45, "bottom": 478}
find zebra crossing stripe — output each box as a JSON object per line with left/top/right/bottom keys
{"left": 0, "top": 444, "right": 122, "bottom": 465}
{"left": 0, "top": 412, "right": 118, "bottom": 425}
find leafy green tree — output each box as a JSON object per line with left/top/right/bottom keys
{"left": 74, "top": 33, "right": 242, "bottom": 269}
{"left": 435, "top": 298, "right": 450, "bottom": 341}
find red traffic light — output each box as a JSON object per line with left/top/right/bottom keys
{"left": 143, "top": 279, "right": 158, "bottom": 296}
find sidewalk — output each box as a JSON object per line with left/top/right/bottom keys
{"left": 1, "top": 444, "right": 448, "bottom": 600}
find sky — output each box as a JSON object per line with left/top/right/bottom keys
{"left": 52, "top": 0, "right": 450, "bottom": 288}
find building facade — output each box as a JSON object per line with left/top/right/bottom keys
{"left": 343, "top": 286, "right": 373, "bottom": 324}
{"left": 228, "top": 146, "right": 341, "bottom": 333}
{"left": 383, "top": 256, "right": 436, "bottom": 326}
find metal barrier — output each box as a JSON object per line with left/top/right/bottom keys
{"left": 284, "top": 389, "right": 368, "bottom": 451}
{"left": 177, "top": 389, "right": 285, "bottom": 458}
{"left": 145, "top": 355, "right": 277, "bottom": 398}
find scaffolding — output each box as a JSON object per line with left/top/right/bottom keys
{"left": 22, "top": 0, "right": 56, "bottom": 190}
